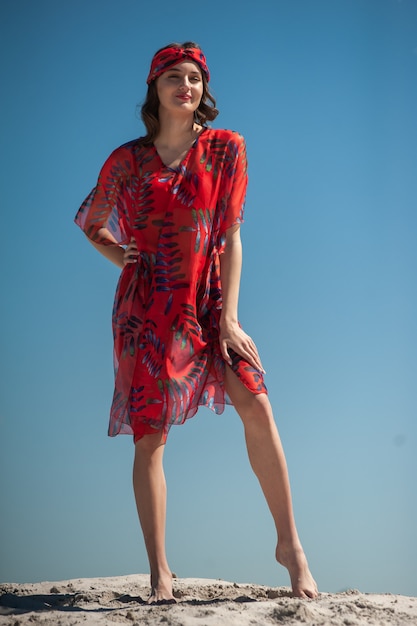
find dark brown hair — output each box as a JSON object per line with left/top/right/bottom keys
{"left": 139, "top": 41, "right": 219, "bottom": 146}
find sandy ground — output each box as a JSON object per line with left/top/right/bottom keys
{"left": 1, "top": 574, "right": 416, "bottom": 625}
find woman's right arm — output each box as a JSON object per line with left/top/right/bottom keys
{"left": 88, "top": 228, "right": 137, "bottom": 269}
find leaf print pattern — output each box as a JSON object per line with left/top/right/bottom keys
{"left": 191, "top": 207, "right": 211, "bottom": 256}
{"left": 74, "top": 128, "right": 267, "bottom": 442}
{"left": 140, "top": 317, "right": 165, "bottom": 377}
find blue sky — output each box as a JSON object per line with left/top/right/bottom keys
{"left": 1, "top": 0, "right": 416, "bottom": 596}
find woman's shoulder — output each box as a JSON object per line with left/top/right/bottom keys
{"left": 203, "top": 127, "right": 245, "bottom": 145}
{"left": 107, "top": 137, "right": 149, "bottom": 159}
{"left": 100, "top": 138, "right": 153, "bottom": 171}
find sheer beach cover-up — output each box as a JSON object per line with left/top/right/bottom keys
{"left": 75, "top": 128, "right": 267, "bottom": 441}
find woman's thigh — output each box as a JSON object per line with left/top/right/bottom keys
{"left": 224, "top": 365, "right": 272, "bottom": 424}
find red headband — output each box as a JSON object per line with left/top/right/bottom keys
{"left": 146, "top": 46, "right": 210, "bottom": 84}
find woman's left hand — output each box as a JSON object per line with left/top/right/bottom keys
{"left": 219, "top": 323, "right": 265, "bottom": 373}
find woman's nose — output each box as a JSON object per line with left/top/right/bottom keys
{"left": 178, "top": 77, "right": 191, "bottom": 90}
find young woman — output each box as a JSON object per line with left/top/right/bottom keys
{"left": 75, "top": 42, "right": 318, "bottom": 602}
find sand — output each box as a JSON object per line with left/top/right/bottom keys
{"left": 1, "top": 574, "right": 416, "bottom": 625}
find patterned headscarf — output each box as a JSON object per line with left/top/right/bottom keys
{"left": 146, "top": 46, "right": 210, "bottom": 85}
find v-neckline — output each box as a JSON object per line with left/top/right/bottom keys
{"left": 153, "top": 127, "right": 207, "bottom": 171}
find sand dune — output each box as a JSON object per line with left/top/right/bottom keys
{"left": 1, "top": 574, "right": 416, "bottom": 625}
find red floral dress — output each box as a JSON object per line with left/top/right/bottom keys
{"left": 75, "top": 128, "right": 267, "bottom": 441}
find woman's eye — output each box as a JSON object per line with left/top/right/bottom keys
{"left": 165, "top": 74, "right": 200, "bottom": 82}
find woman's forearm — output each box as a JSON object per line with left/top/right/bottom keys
{"left": 219, "top": 226, "right": 242, "bottom": 327}
{"left": 218, "top": 225, "right": 263, "bottom": 371}
{"left": 87, "top": 227, "right": 125, "bottom": 269}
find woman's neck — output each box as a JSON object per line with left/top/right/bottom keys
{"left": 156, "top": 111, "right": 197, "bottom": 148}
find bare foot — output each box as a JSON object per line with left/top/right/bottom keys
{"left": 276, "top": 543, "right": 318, "bottom": 599}
{"left": 147, "top": 569, "right": 177, "bottom": 604}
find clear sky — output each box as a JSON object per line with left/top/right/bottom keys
{"left": 1, "top": 0, "right": 416, "bottom": 597}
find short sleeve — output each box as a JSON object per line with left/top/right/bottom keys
{"left": 217, "top": 132, "right": 248, "bottom": 250}
{"left": 74, "top": 147, "right": 131, "bottom": 246}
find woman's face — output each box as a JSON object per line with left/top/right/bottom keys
{"left": 156, "top": 61, "right": 203, "bottom": 117}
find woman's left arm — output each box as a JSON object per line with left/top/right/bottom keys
{"left": 219, "top": 225, "right": 265, "bottom": 372}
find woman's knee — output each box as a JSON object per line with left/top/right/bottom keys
{"left": 134, "top": 431, "right": 165, "bottom": 458}
{"left": 237, "top": 392, "right": 273, "bottom": 424}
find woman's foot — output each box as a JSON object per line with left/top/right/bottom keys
{"left": 147, "top": 569, "right": 177, "bottom": 604}
{"left": 276, "top": 542, "right": 318, "bottom": 599}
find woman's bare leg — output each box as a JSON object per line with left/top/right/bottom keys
{"left": 225, "top": 367, "right": 318, "bottom": 599}
{"left": 133, "top": 431, "right": 175, "bottom": 603}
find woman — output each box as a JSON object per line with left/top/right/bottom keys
{"left": 75, "top": 42, "right": 318, "bottom": 602}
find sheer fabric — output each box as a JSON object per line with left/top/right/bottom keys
{"left": 75, "top": 128, "right": 267, "bottom": 441}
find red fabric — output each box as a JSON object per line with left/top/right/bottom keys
{"left": 147, "top": 46, "right": 210, "bottom": 84}
{"left": 75, "top": 128, "right": 267, "bottom": 442}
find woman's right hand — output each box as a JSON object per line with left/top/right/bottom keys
{"left": 123, "top": 237, "right": 139, "bottom": 265}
